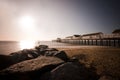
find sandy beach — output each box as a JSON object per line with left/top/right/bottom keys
{"left": 57, "top": 46, "right": 120, "bottom": 79}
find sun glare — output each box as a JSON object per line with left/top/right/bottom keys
{"left": 19, "top": 15, "right": 35, "bottom": 29}
{"left": 19, "top": 40, "right": 35, "bottom": 50}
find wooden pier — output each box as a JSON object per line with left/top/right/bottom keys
{"left": 59, "top": 38, "right": 120, "bottom": 47}
{"left": 53, "top": 30, "right": 120, "bottom": 47}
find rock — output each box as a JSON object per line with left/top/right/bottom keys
{"left": 35, "top": 45, "right": 49, "bottom": 55}
{"left": 40, "top": 72, "right": 51, "bottom": 80}
{"left": 41, "top": 48, "right": 59, "bottom": 56}
{"left": 35, "top": 45, "right": 48, "bottom": 51}
{"left": 45, "top": 48, "right": 58, "bottom": 51}
{"left": 39, "top": 45, "right": 48, "bottom": 49}
{"left": 10, "top": 50, "right": 28, "bottom": 63}
{"left": 50, "top": 62, "right": 99, "bottom": 80}
{"left": 0, "top": 49, "right": 40, "bottom": 69}
{"left": 10, "top": 49, "right": 39, "bottom": 64}
{"left": 35, "top": 45, "right": 68, "bottom": 61}
{"left": 1, "top": 56, "right": 64, "bottom": 73}
{"left": 53, "top": 51, "right": 69, "bottom": 61}
{"left": 44, "top": 51, "right": 58, "bottom": 56}
{"left": 69, "top": 57, "right": 79, "bottom": 62}
{"left": 0, "top": 49, "right": 40, "bottom": 70}
{"left": 99, "top": 75, "right": 115, "bottom": 80}
{"left": 22, "top": 49, "right": 39, "bottom": 58}
{"left": 0, "top": 55, "right": 13, "bottom": 70}
{"left": 0, "top": 56, "right": 64, "bottom": 80}
{"left": 44, "top": 50, "right": 69, "bottom": 61}
{"left": 0, "top": 46, "right": 66, "bottom": 70}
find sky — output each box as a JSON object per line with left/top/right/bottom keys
{"left": 0, "top": 0, "right": 120, "bottom": 41}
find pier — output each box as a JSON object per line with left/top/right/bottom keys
{"left": 53, "top": 29, "right": 120, "bottom": 47}
{"left": 59, "top": 38, "right": 120, "bottom": 47}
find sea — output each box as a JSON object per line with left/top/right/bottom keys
{"left": 0, "top": 41, "right": 76, "bottom": 55}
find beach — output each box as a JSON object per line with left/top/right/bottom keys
{"left": 57, "top": 47, "right": 120, "bottom": 79}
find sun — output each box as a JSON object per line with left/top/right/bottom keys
{"left": 18, "top": 15, "right": 35, "bottom": 29}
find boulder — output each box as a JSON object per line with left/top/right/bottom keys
{"left": 38, "top": 45, "right": 48, "bottom": 49}
{"left": 0, "top": 49, "right": 40, "bottom": 70}
{"left": 35, "top": 45, "right": 49, "bottom": 55}
{"left": 39, "top": 48, "right": 58, "bottom": 56}
{"left": 53, "top": 51, "right": 69, "bottom": 61}
{"left": 0, "top": 56, "right": 64, "bottom": 80}
{"left": 0, "top": 55, "right": 13, "bottom": 70}
{"left": 35, "top": 45, "right": 48, "bottom": 51}
{"left": 50, "top": 62, "right": 99, "bottom": 80}
{"left": 44, "top": 50, "right": 69, "bottom": 61}
{"left": 44, "top": 51, "right": 58, "bottom": 56}
{"left": 45, "top": 48, "right": 58, "bottom": 51}
{"left": 10, "top": 49, "right": 39, "bottom": 64}
{"left": 22, "top": 49, "right": 39, "bottom": 58}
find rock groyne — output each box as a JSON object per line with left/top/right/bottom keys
{"left": 0, "top": 45, "right": 100, "bottom": 80}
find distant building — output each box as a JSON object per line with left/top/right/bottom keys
{"left": 65, "top": 35, "right": 81, "bottom": 39}
{"left": 112, "top": 29, "right": 120, "bottom": 35}
{"left": 112, "top": 29, "right": 120, "bottom": 38}
{"left": 72, "top": 35, "right": 81, "bottom": 39}
{"left": 56, "top": 38, "right": 61, "bottom": 42}
{"left": 81, "top": 32, "right": 103, "bottom": 39}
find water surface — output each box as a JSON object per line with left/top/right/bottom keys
{"left": 0, "top": 41, "right": 75, "bottom": 55}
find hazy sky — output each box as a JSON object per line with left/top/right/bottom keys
{"left": 0, "top": 0, "right": 120, "bottom": 41}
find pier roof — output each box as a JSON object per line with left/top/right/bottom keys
{"left": 73, "top": 35, "right": 81, "bottom": 37}
{"left": 112, "top": 29, "right": 120, "bottom": 34}
{"left": 82, "top": 32, "right": 103, "bottom": 36}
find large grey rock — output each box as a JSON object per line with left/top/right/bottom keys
{"left": 0, "top": 56, "right": 64, "bottom": 80}
{"left": 0, "top": 49, "right": 41, "bottom": 70}
{"left": 35, "top": 45, "right": 48, "bottom": 51}
{"left": 10, "top": 49, "right": 39, "bottom": 64}
{"left": 50, "top": 62, "right": 99, "bottom": 80}
{"left": 35, "top": 45, "right": 49, "bottom": 55}
{"left": 53, "top": 51, "right": 69, "bottom": 61}
{"left": 45, "top": 51, "right": 69, "bottom": 61}
{"left": 0, "top": 56, "right": 64, "bottom": 73}
{"left": 38, "top": 45, "right": 48, "bottom": 49}
{"left": 44, "top": 51, "right": 58, "bottom": 56}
